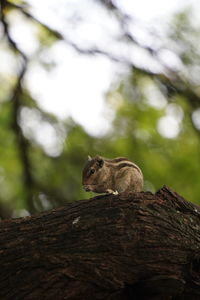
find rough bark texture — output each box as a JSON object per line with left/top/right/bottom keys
{"left": 1, "top": 186, "right": 200, "bottom": 299}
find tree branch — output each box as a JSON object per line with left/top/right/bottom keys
{"left": 0, "top": 186, "right": 200, "bottom": 299}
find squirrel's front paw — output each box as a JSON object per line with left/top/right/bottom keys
{"left": 106, "top": 189, "right": 119, "bottom": 195}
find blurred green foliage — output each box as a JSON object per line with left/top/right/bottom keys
{"left": 0, "top": 0, "right": 200, "bottom": 218}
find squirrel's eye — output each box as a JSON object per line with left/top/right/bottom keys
{"left": 89, "top": 168, "right": 95, "bottom": 175}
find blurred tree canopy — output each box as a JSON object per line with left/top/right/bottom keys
{"left": 0, "top": 0, "right": 200, "bottom": 218}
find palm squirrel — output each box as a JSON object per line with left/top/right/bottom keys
{"left": 82, "top": 155, "right": 143, "bottom": 195}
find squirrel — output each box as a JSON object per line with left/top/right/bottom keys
{"left": 82, "top": 155, "right": 143, "bottom": 195}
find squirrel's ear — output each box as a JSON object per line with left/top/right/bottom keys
{"left": 97, "top": 157, "right": 104, "bottom": 168}
{"left": 88, "top": 155, "right": 92, "bottom": 161}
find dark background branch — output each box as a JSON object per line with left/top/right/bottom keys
{"left": 0, "top": 1, "right": 35, "bottom": 213}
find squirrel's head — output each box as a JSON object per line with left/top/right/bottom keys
{"left": 82, "top": 155, "right": 105, "bottom": 192}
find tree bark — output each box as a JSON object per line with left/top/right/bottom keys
{"left": 1, "top": 186, "right": 200, "bottom": 300}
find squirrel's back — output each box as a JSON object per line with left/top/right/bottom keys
{"left": 104, "top": 157, "right": 143, "bottom": 175}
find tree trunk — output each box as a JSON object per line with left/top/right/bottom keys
{"left": 1, "top": 186, "right": 200, "bottom": 299}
